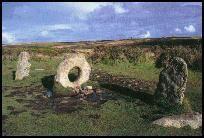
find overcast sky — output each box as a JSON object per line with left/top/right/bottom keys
{"left": 2, "top": 2, "right": 202, "bottom": 44}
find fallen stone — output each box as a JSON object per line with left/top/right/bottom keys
{"left": 152, "top": 112, "right": 202, "bottom": 129}
{"left": 15, "top": 52, "right": 31, "bottom": 80}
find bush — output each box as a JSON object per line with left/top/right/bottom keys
{"left": 155, "top": 46, "right": 202, "bottom": 71}
{"left": 155, "top": 52, "right": 170, "bottom": 68}
{"left": 91, "top": 46, "right": 147, "bottom": 65}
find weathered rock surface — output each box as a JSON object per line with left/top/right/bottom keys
{"left": 15, "top": 52, "right": 31, "bottom": 80}
{"left": 84, "top": 86, "right": 93, "bottom": 90}
{"left": 154, "top": 57, "right": 188, "bottom": 105}
{"left": 55, "top": 53, "right": 91, "bottom": 88}
{"left": 152, "top": 112, "right": 202, "bottom": 129}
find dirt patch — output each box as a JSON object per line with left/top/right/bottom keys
{"left": 4, "top": 90, "right": 27, "bottom": 98}
{"left": 53, "top": 97, "right": 82, "bottom": 114}
{"left": 4, "top": 78, "right": 148, "bottom": 115}
{"left": 15, "top": 98, "right": 26, "bottom": 103}
{"left": 7, "top": 106, "right": 15, "bottom": 111}
{"left": 2, "top": 86, "right": 13, "bottom": 93}
{"left": 4, "top": 85, "right": 46, "bottom": 98}
{"left": 25, "top": 96, "right": 50, "bottom": 111}
{"left": 10, "top": 109, "right": 27, "bottom": 116}
{"left": 90, "top": 69, "right": 157, "bottom": 93}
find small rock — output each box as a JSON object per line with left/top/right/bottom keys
{"left": 85, "top": 86, "right": 93, "bottom": 90}
{"left": 60, "top": 100, "right": 69, "bottom": 104}
{"left": 84, "top": 89, "right": 94, "bottom": 95}
{"left": 80, "top": 98, "right": 84, "bottom": 101}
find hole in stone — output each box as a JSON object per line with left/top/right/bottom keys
{"left": 68, "top": 67, "right": 81, "bottom": 82}
{"left": 12, "top": 71, "right": 16, "bottom": 80}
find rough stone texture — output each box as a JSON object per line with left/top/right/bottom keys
{"left": 152, "top": 112, "right": 202, "bottom": 129}
{"left": 55, "top": 53, "right": 91, "bottom": 89}
{"left": 84, "top": 86, "right": 93, "bottom": 90}
{"left": 154, "top": 57, "right": 188, "bottom": 105}
{"left": 15, "top": 52, "right": 31, "bottom": 80}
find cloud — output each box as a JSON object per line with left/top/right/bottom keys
{"left": 63, "top": 2, "right": 127, "bottom": 19}
{"left": 182, "top": 2, "right": 202, "bottom": 7}
{"left": 113, "top": 3, "right": 127, "bottom": 14}
{"left": 40, "top": 23, "right": 89, "bottom": 37}
{"left": 40, "top": 24, "right": 72, "bottom": 37}
{"left": 140, "top": 31, "right": 151, "bottom": 38}
{"left": 40, "top": 30, "right": 49, "bottom": 37}
{"left": 46, "top": 24, "right": 72, "bottom": 31}
{"left": 184, "top": 25, "right": 195, "bottom": 32}
{"left": 2, "top": 32, "right": 16, "bottom": 44}
{"left": 175, "top": 28, "right": 181, "bottom": 33}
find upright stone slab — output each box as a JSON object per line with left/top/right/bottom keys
{"left": 55, "top": 53, "right": 91, "bottom": 89}
{"left": 15, "top": 52, "right": 31, "bottom": 80}
{"left": 154, "top": 57, "right": 188, "bottom": 105}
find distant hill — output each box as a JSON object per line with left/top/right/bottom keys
{"left": 3, "top": 36, "right": 202, "bottom": 49}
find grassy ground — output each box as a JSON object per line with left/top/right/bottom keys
{"left": 2, "top": 58, "right": 202, "bottom": 136}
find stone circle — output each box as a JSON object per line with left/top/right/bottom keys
{"left": 55, "top": 53, "right": 91, "bottom": 89}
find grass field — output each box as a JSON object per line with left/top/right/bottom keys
{"left": 2, "top": 57, "right": 202, "bottom": 136}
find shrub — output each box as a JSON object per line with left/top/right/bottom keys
{"left": 155, "top": 52, "right": 170, "bottom": 68}
{"left": 155, "top": 46, "right": 202, "bottom": 71}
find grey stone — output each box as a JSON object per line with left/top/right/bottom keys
{"left": 55, "top": 53, "right": 91, "bottom": 89}
{"left": 152, "top": 112, "right": 202, "bottom": 129}
{"left": 154, "top": 57, "right": 188, "bottom": 105}
{"left": 15, "top": 52, "right": 31, "bottom": 80}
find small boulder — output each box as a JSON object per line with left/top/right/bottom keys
{"left": 152, "top": 112, "right": 202, "bottom": 129}
{"left": 84, "top": 86, "right": 93, "bottom": 90}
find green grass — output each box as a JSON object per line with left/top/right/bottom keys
{"left": 94, "top": 61, "right": 202, "bottom": 86}
{"left": 94, "top": 61, "right": 160, "bottom": 81}
{"left": 2, "top": 58, "right": 202, "bottom": 136}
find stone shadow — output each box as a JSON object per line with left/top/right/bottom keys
{"left": 99, "top": 83, "right": 155, "bottom": 105}
{"left": 12, "top": 71, "right": 16, "bottom": 80}
{"left": 41, "top": 75, "right": 55, "bottom": 91}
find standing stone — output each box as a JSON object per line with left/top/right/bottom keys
{"left": 154, "top": 57, "right": 188, "bottom": 105}
{"left": 15, "top": 52, "right": 31, "bottom": 80}
{"left": 55, "top": 53, "right": 91, "bottom": 89}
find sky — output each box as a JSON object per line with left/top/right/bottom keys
{"left": 2, "top": 2, "right": 202, "bottom": 44}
